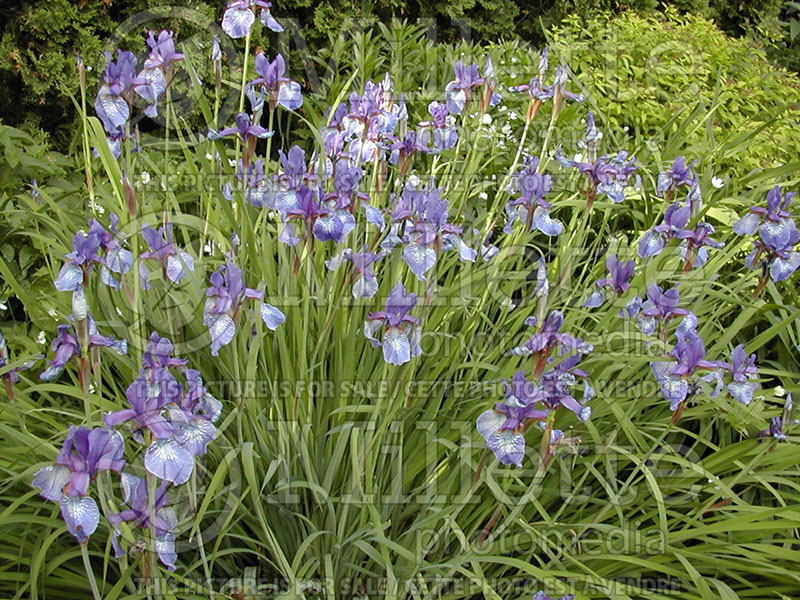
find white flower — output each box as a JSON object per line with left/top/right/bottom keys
{"left": 775, "top": 386, "right": 786, "bottom": 397}
{"left": 711, "top": 176, "right": 724, "bottom": 189}
{"left": 47, "top": 308, "right": 57, "bottom": 317}
{"left": 508, "top": 111, "right": 518, "bottom": 120}
{"left": 479, "top": 192, "right": 488, "bottom": 200}
{"left": 141, "top": 171, "right": 151, "bottom": 184}
{"left": 511, "top": 56, "right": 518, "bottom": 63}
{"left": 37, "top": 331, "right": 47, "bottom": 345}
{"left": 573, "top": 153, "right": 584, "bottom": 163}
{"left": 481, "top": 114, "right": 493, "bottom": 125}
{"left": 205, "top": 152, "right": 214, "bottom": 160}
{"left": 408, "top": 174, "right": 421, "bottom": 187}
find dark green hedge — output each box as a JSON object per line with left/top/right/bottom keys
{"left": 0, "top": 0, "right": 796, "bottom": 149}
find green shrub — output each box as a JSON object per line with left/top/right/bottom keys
{"left": 551, "top": 9, "right": 800, "bottom": 176}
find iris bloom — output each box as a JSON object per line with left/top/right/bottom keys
{"left": 444, "top": 60, "right": 485, "bottom": 114}
{"left": 539, "top": 353, "right": 594, "bottom": 422}
{"left": 718, "top": 345, "right": 759, "bottom": 405}
{"left": 419, "top": 101, "right": 457, "bottom": 151}
{"left": 33, "top": 426, "right": 126, "bottom": 543}
{"left": 222, "top": 0, "right": 282, "bottom": 38}
{"left": 650, "top": 316, "right": 726, "bottom": 412}
{"left": 105, "top": 334, "right": 219, "bottom": 484}
{"left": 204, "top": 262, "right": 285, "bottom": 355}
{"left": 510, "top": 311, "right": 593, "bottom": 362}
{"left": 583, "top": 254, "right": 635, "bottom": 308}
{"left": 635, "top": 283, "right": 690, "bottom": 337}
{"left": 250, "top": 53, "right": 302, "bottom": 111}
{"left": 476, "top": 370, "right": 548, "bottom": 467}
{"left": 134, "top": 30, "right": 185, "bottom": 118}
{"left": 760, "top": 395, "right": 794, "bottom": 441}
{"left": 326, "top": 248, "right": 387, "bottom": 298}
{"left": 364, "top": 282, "right": 422, "bottom": 365}
{"left": 735, "top": 186, "right": 800, "bottom": 282}
{"left": 140, "top": 223, "right": 196, "bottom": 288}
{"left": 534, "top": 593, "right": 575, "bottom": 600}
{"left": 0, "top": 331, "right": 38, "bottom": 397}
{"left": 657, "top": 156, "right": 698, "bottom": 199}
{"left": 109, "top": 473, "right": 179, "bottom": 570}
{"left": 95, "top": 50, "right": 141, "bottom": 134}
{"left": 54, "top": 215, "right": 133, "bottom": 292}
{"left": 557, "top": 146, "right": 638, "bottom": 206}
{"left": 208, "top": 112, "right": 273, "bottom": 142}
{"left": 503, "top": 156, "right": 561, "bottom": 236}
{"left": 40, "top": 319, "right": 127, "bottom": 382}
{"left": 382, "top": 180, "right": 476, "bottom": 280}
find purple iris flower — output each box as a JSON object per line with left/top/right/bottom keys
{"left": 503, "top": 156, "right": 561, "bottom": 236}
{"left": 745, "top": 231, "right": 800, "bottom": 283}
{"left": 105, "top": 363, "right": 183, "bottom": 443}
{"left": 657, "top": 156, "right": 698, "bottom": 198}
{"left": 635, "top": 283, "right": 690, "bottom": 337}
{"left": 108, "top": 473, "right": 179, "bottom": 570}
{"left": 0, "top": 331, "right": 38, "bottom": 391}
{"left": 419, "top": 101, "right": 458, "bottom": 151}
{"left": 54, "top": 215, "right": 133, "bottom": 292}
{"left": 650, "top": 319, "right": 725, "bottom": 411}
{"left": 584, "top": 254, "right": 636, "bottom": 308}
{"left": 735, "top": 186, "right": 800, "bottom": 283}
{"left": 33, "top": 426, "right": 126, "bottom": 543}
{"left": 718, "top": 345, "right": 759, "bottom": 405}
{"left": 364, "top": 282, "right": 423, "bottom": 366}
{"left": 40, "top": 318, "right": 127, "bottom": 382}
{"left": 389, "top": 131, "right": 430, "bottom": 173}
{"left": 444, "top": 60, "right": 485, "bottom": 114}
{"left": 479, "top": 54, "right": 503, "bottom": 111}
{"left": 540, "top": 353, "right": 594, "bottom": 422}
{"left": 223, "top": 158, "right": 274, "bottom": 207}
{"left": 534, "top": 593, "right": 575, "bottom": 600}
{"left": 170, "top": 369, "right": 222, "bottom": 457}
{"left": 557, "top": 145, "right": 638, "bottom": 205}
{"left": 250, "top": 53, "right": 302, "bottom": 111}
{"left": 222, "top": 0, "right": 282, "bottom": 38}
{"left": 280, "top": 185, "right": 352, "bottom": 245}
{"left": 638, "top": 202, "right": 692, "bottom": 258}
{"left": 140, "top": 223, "right": 196, "bottom": 289}
{"left": 735, "top": 186, "right": 797, "bottom": 245}
{"left": 510, "top": 311, "right": 593, "bottom": 361}
{"left": 204, "top": 262, "right": 285, "bottom": 355}
{"left": 678, "top": 221, "right": 725, "bottom": 269}
{"left": 134, "top": 30, "right": 184, "bottom": 118}
{"left": 381, "top": 180, "right": 477, "bottom": 280}
{"left": 761, "top": 395, "right": 794, "bottom": 441}
{"left": 476, "top": 370, "right": 549, "bottom": 467}
{"left": 326, "top": 247, "right": 387, "bottom": 298}
{"left": 324, "top": 79, "right": 403, "bottom": 164}
{"left": 510, "top": 53, "right": 584, "bottom": 119}
{"left": 105, "top": 334, "right": 213, "bottom": 484}
{"left": 95, "top": 50, "right": 141, "bottom": 134}
{"left": 208, "top": 112, "right": 273, "bottom": 142}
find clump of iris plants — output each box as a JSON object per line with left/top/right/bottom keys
{"left": 13, "top": 3, "right": 798, "bottom": 596}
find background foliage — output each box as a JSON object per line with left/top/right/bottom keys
{"left": 1, "top": 0, "right": 798, "bottom": 148}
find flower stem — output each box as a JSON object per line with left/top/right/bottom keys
{"left": 146, "top": 469, "right": 162, "bottom": 600}
{"left": 80, "top": 544, "right": 102, "bottom": 600}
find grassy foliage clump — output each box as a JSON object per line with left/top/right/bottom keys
{"left": 0, "top": 15, "right": 799, "bottom": 600}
